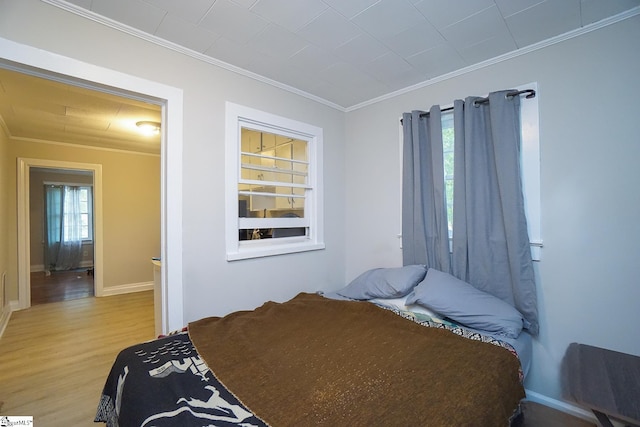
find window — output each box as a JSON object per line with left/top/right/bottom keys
{"left": 442, "top": 112, "right": 454, "bottom": 237}
{"left": 76, "top": 186, "right": 92, "bottom": 240}
{"left": 225, "top": 102, "right": 324, "bottom": 260}
{"left": 62, "top": 186, "right": 92, "bottom": 241}
{"left": 47, "top": 184, "right": 93, "bottom": 242}
{"left": 239, "top": 129, "right": 308, "bottom": 240}
{"left": 400, "top": 83, "right": 542, "bottom": 260}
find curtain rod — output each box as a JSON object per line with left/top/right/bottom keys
{"left": 401, "top": 89, "right": 536, "bottom": 122}
{"left": 474, "top": 88, "right": 536, "bottom": 105}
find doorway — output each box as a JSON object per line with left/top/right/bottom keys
{"left": 2, "top": 36, "right": 184, "bottom": 333}
{"left": 18, "top": 158, "right": 104, "bottom": 306}
{"left": 29, "top": 167, "right": 96, "bottom": 305}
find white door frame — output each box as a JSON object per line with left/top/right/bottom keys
{"left": 18, "top": 159, "right": 103, "bottom": 305}
{"left": 1, "top": 36, "right": 184, "bottom": 333}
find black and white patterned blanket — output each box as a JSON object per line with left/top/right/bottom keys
{"left": 94, "top": 332, "right": 266, "bottom": 427}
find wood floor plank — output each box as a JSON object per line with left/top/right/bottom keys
{"left": 0, "top": 291, "right": 154, "bottom": 426}
{"left": 517, "top": 401, "right": 597, "bottom": 427}
{"left": 30, "top": 269, "right": 94, "bottom": 305}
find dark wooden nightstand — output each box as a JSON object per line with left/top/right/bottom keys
{"left": 562, "top": 343, "right": 640, "bottom": 427}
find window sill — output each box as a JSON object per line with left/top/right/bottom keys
{"left": 227, "top": 241, "right": 325, "bottom": 261}
{"left": 397, "top": 234, "right": 542, "bottom": 261}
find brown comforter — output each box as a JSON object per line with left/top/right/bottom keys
{"left": 189, "top": 293, "right": 524, "bottom": 426}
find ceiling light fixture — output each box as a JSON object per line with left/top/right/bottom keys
{"left": 136, "top": 120, "right": 161, "bottom": 136}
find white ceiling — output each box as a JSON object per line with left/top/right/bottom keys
{"left": 58, "top": 0, "right": 640, "bottom": 109}
{"left": 1, "top": 0, "right": 638, "bottom": 154}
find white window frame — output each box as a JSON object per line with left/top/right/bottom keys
{"left": 76, "top": 186, "right": 93, "bottom": 241}
{"left": 519, "top": 82, "right": 542, "bottom": 261}
{"left": 398, "top": 82, "right": 542, "bottom": 260}
{"left": 225, "top": 102, "right": 324, "bottom": 260}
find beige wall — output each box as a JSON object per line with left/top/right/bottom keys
{"left": 7, "top": 140, "right": 160, "bottom": 296}
{"left": 0, "top": 125, "right": 10, "bottom": 310}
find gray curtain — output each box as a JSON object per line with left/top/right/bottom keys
{"left": 401, "top": 107, "right": 450, "bottom": 272}
{"left": 451, "top": 90, "right": 538, "bottom": 335}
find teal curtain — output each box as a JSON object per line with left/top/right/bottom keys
{"left": 44, "top": 185, "right": 62, "bottom": 272}
{"left": 44, "top": 185, "right": 83, "bottom": 272}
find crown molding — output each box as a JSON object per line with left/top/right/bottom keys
{"left": 346, "top": 5, "right": 640, "bottom": 112}
{"left": 43, "top": 0, "right": 639, "bottom": 113}
{"left": 11, "top": 136, "right": 160, "bottom": 157}
{"left": 41, "top": 0, "right": 346, "bottom": 112}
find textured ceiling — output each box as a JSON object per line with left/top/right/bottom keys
{"left": 58, "top": 0, "right": 640, "bottom": 108}
{"left": 0, "top": 67, "right": 162, "bottom": 154}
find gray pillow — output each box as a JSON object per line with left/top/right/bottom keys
{"left": 337, "top": 265, "right": 427, "bottom": 300}
{"left": 405, "top": 268, "right": 524, "bottom": 338}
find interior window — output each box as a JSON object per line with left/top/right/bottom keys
{"left": 225, "top": 102, "right": 325, "bottom": 260}
{"left": 239, "top": 129, "right": 308, "bottom": 241}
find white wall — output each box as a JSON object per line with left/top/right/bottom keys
{"left": 345, "top": 14, "right": 640, "bottom": 403}
{"left": 0, "top": 0, "right": 346, "bottom": 323}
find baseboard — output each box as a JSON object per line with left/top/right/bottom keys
{"left": 100, "top": 281, "right": 153, "bottom": 297}
{"left": 524, "top": 389, "right": 595, "bottom": 422}
{"left": 0, "top": 306, "right": 11, "bottom": 338}
{"left": 0, "top": 301, "right": 18, "bottom": 339}
{"left": 30, "top": 262, "right": 95, "bottom": 273}
{"left": 30, "top": 264, "right": 45, "bottom": 272}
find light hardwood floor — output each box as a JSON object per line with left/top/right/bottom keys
{"left": 0, "top": 291, "right": 154, "bottom": 426}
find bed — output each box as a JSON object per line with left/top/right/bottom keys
{"left": 95, "top": 266, "right": 532, "bottom": 426}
